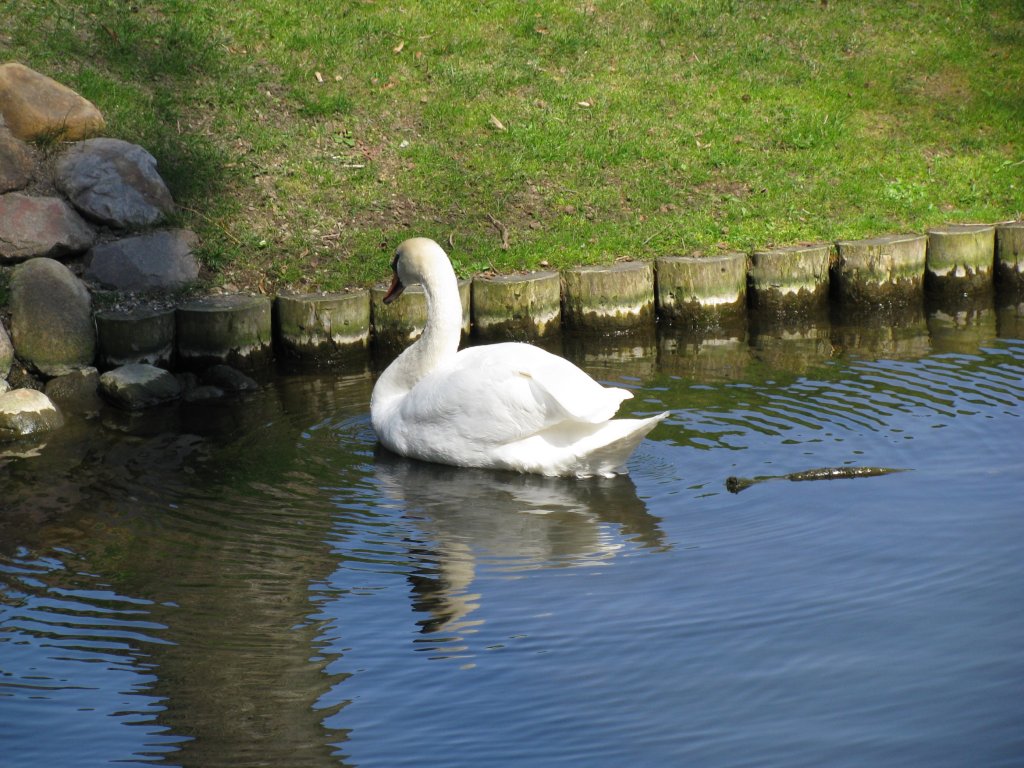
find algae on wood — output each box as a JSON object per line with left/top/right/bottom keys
{"left": 276, "top": 291, "right": 370, "bottom": 362}
{"left": 176, "top": 295, "right": 273, "bottom": 370}
{"left": 96, "top": 306, "right": 175, "bottom": 369}
{"left": 561, "top": 261, "right": 654, "bottom": 332}
{"left": 833, "top": 234, "right": 926, "bottom": 313}
{"left": 656, "top": 253, "right": 747, "bottom": 328}
{"left": 472, "top": 271, "right": 561, "bottom": 340}
{"left": 925, "top": 224, "right": 995, "bottom": 300}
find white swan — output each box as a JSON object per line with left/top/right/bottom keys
{"left": 370, "top": 238, "right": 669, "bottom": 478}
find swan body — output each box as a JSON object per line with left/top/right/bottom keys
{"left": 370, "top": 238, "right": 668, "bottom": 478}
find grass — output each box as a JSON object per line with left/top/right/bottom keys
{"left": 2, "top": 0, "right": 1022, "bottom": 293}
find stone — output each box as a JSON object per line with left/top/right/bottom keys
{"left": 182, "top": 384, "right": 226, "bottom": 403}
{"left": 656, "top": 253, "right": 748, "bottom": 328}
{"left": 85, "top": 229, "right": 200, "bottom": 290}
{"left": 561, "top": 261, "right": 654, "bottom": 332}
{"left": 471, "top": 271, "right": 561, "bottom": 340}
{"left": 201, "top": 364, "right": 259, "bottom": 393}
{"left": 275, "top": 290, "right": 371, "bottom": 360}
{"left": 95, "top": 306, "right": 176, "bottom": 369}
{"left": 0, "top": 126, "right": 34, "bottom": 192}
{"left": 0, "top": 319, "right": 12, "bottom": 379}
{"left": 98, "top": 363, "right": 181, "bottom": 410}
{"left": 176, "top": 295, "right": 273, "bottom": 370}
{"left": 44, "top": 367, "right": 103, "bottom": 416}
{"left": 0, "top": 62, "right": 105, "bottom": 141}
{"left": 9, "top": 257, "right": 95, "bottom": 376}
{"left": 0, "top": 388, "right": 64, "bottom": 441}
{"left": 54, "top": 138, "right": 174, "bottom": 229}
{"left": 0, "top": 193, "right": 96, "bottom": 262}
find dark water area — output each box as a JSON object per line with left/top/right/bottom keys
{"left": 2, "top": 307, "right": 1023, "bottom": 767}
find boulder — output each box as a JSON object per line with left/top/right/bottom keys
{"left": 85, "top": 229, "right": 200, "bottom": 290}
{"left": 9, "top": 257, "right": 96, "bottom": 376}
{"left": 0, "top": 193, "right": 96, "bottom": 262}
{"left": 0, "top": 126, "right": 34, "bottom": 192}
{"left": 0, "top": 388, "right": 64, "bottom": 441}
{"left": 54, "top": 138, "right": 174, "bottom": 229}
{"left": 201, "top": 364, "right": 259, "bottom": 393}
{"left": 98, "top": 363, "right": 181, "bottom": 410}
{"left": 44, "top": 367, "right": 102, "bottom": 416}
{"left": 0, "top": 319, "right": 12, "bottom": 379}
{"left": 0, "top": 62, "right": 105, "bottom": 141}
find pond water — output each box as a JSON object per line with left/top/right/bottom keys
{"left": 2, "top": 310, "right": 1023, "bottom": 767}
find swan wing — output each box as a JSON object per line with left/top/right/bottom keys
{"left": 395, "top": 343, "right": 632, "bottom": 447}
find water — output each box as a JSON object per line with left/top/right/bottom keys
{"left": 2, "top": 312, "right": 1023, "bottom": 767}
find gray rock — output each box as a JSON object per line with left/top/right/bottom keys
{"left": 182, "top": 384, "right": 226, "bottom": 403}
{"left": 201, "top": 364, "right": 259, "bottom": 393}
{"left": 9, "top": 258, "right": 96, "bottom": 376}
{"left": 0, "top": 193, "right": 96, "bottom": 262}
{"left": 98, "top": 363, "right": 181, "bottom": 410}
{"left": 0, "top": 126, "right": 34, "bottom": 192}
{"left": 54, "top": 138, "right": 174, "bottom": 229}
{"left": 0, "top": 319, "right": 13, "bottom": 379}
{"left": 44, "top": 367, "right": 102, "bottom": 416}
{"left": 0, "top": 388, "right": 64, "bottom": 441}
{"left": 85, "top": 229, "right": 200, "bottom": 290}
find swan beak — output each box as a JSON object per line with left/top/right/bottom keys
{"left": 383, "top": 272, "right": 405, "bottom": 304}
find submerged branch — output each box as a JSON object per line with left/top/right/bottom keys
{"left": 725, "top": 466, "right": 910, "bottom": 494}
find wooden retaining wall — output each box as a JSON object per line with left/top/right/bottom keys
{"left": 95, "top": 221, "right": 1024, "bottom": 370}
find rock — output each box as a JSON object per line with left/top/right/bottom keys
{"left": 0, "top": 193, "right": 96, "bottom": 262}
{"left": 0, "top": 388, "right": 64, "bottom": 441}
{"left": 9, "top": 257, "right": 96, "bottom": 376}
{"left": 182, "top": 384, "right": 226, "bottom": 403}
{"left": 54, "top": 138, "right": 174, "bottom": 229}
{"left": 0, "top": 62, "right": 105, "bottom": 141}
{"left": 85, "top": 229, "right": 200, "bottom": 290}
{"left": 0, "top": 126, "right": 34, "bottom": 192}
{"left": 201, "top": 364, "right": 259, "bottom": 393}
{"left": 44, "top": 367, "right": 102, "bottom": 416}
{"left": 0, "top": 319, "right": 12, "bottom": 379}
{"left": 98, "top": 363, "right": 181, "bottom": 410}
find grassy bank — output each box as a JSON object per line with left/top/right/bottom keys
{"left": 2, "top": 0, "right": 1022, "bottom": 293}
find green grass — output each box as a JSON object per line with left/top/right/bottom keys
{"left": 2, "top": 0, "right": 1022, "bottom": 292}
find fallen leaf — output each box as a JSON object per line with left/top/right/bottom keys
{"left": 489, "top": 115, "right": 507, "bottom": 131}
{"left": 393, "top": 40, "right": 405, "bottom": 53}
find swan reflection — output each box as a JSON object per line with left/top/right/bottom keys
{"left": 373, "top": 451, "right": 666, "bottom": 641}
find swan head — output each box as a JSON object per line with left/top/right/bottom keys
{"left": 383, "top": 237, "right": 452, "bottom": 304}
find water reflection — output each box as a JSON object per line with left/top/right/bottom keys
{"left": 372, "top": 452, "right": 666, "bottom": 641}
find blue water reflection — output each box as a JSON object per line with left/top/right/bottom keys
{"left": 1, "top": 334, "right": 1022, "bottom": 767}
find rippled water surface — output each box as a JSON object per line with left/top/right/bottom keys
{"left": 2, "top": 315, "right": 1023, "bottom": 767}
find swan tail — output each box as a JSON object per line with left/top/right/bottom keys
{"left": 496, "top": 411, "right": 669, "bottom": 478}
{"left": 570, "top": 412, "right": 669, "bottom": 478}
